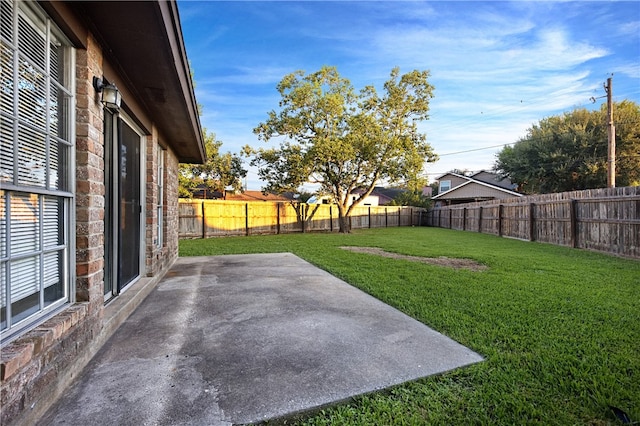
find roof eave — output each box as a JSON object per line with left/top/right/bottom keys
{"left": 61, "top": 1, "right": 205, "bottom": 163}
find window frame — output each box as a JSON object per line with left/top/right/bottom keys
{"left": 0, "top": 1, "right": 75, "bottom": 343}
{"left": 439, "top": 180, "right": 451, "bottom": 193}
{"left": 156, "top": 146, "right": 165, "bottom": 248}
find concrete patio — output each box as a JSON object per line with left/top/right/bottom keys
{"left": 38, "top": 253, "right": 483, "bottom": 425}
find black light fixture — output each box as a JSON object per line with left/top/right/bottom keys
{"left": 93, "top": 76, "right": 121, "bottom": 111}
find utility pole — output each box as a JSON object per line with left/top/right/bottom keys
{"left": 605, "top": 77, "right": 615, "bottom": 188}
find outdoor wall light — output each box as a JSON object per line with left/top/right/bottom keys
{"left": 93, "top": 76, "right": 121, "bottom": 111}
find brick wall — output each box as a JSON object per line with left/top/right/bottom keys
{"left": 1, "top": 33, "right": 105, "bottom": 426}
{"left": 145, "top": 130, "right": 159, "bottom": 276}
{"left": 144, "top": 131, "right": 180, "bottom": 276}
{"left": 164, "top": 147, "right": 180, "bottom": 269}
{"left": 0, "top": 304, "right": 95, "bottom": 424}
{"left": 75, "top": 34, "right": 106, "bottom": 315}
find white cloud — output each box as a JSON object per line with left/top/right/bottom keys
{"left": 618, "top": 20, "right": 640, "bottom": 37}
{"left": 506, "top": 28, "right": 608, "bottom": 70}
{"left": 613, "top": 64, "right": 640, "bottom": 80}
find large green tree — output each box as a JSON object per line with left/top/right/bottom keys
{"left": 495, "top": 101, "right": 640, "bottom": 194}
{"left": 179, "top": 129, "right": 247, "bottom": 198}
{"left": 251, "top": 66, "right": 437, "bottom": 233}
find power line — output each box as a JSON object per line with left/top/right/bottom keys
{"left": 426, "top": 90, "right": 640, "bottom": 135}
{"left": 423, "top": 153, "right": 640, "bottom": 178}
{"left": 434, "top": 117, "right": 640, "bottom": 157}
{"left": 438, "top": 142, "right": 516, "bottom": 157}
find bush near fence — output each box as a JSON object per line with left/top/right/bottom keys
{"left": 178, "top": 200, "right": 426, "bottom": 238}
{"left": 425, "top": 186, "right": 640, "bottom": 259}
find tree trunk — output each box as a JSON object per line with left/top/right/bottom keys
{"left": 338, "top": 214, "right": 351, "bottom": 233}
{"left": 335, "top": 200, "right": 351, "bottom": 233}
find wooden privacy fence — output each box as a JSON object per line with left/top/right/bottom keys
{"left": 178, "top": 200, "right": 425, "bottom": 238}
{"left": 425, "top": 186, "right": 640, "bottom": 259}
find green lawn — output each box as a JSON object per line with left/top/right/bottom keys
{"left": 180, "top": 227, "right": 640, "bottom": 425}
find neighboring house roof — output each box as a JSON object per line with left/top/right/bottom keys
{"left": 224, "top": 191, "right": 291, "bottom": 202}
{"left": 307, "top": 187, "right": 426, "bottom": 206}
{"left": 307, "top": 192, "right": 381, "bottom": 205}
{"left": 435, "top": 171, "right": 516, "bottom": 190}
{"left": 370, "top": 187, "right": 406, "bottom": 205}
{"left": 470, "top": 170, "right": 517, "bottom": 190}
{"left": 372, "top": 192, "right": 394, "bottom": 205}
{"left": 433, "top": 172, "right": 521, "bottom": 200}
{"left": 372, "top": 186, "right": 404, "bottom": 199}
{"left": 44, "top": 1, "right": 205, "bottom": 163}
{"left": 434, "top": 172, "right": 467, "bottom": 181}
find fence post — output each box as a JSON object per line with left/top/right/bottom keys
{"left": 201, "top": 201, "right": 206, "bottom": 239}
{"left": 478, "top": 206, "right": 483, "bottom": 233}
{"left": 368, "top": 206, "right": 372, "bottom": 228}
{"left": 449, "top": 208, "right": 453, "bottom": 229}
{"left": 498, "top": 204, "right": 504, "bottom": 237}
{"left": 276, "top": 202, "right": 281, "bottom": 235}
{"left": 529, "top": 202, "right": 535, "bottom": 241}
{"left": 462, "top": 208, "right": 467, "bottom": 231}
{"left": 385, "top": 207, "right": 388, "bottom": 227}
{"left": 398, "top": 208, "right": 401, "bottom": 226}
{"left": 245, "top": 203, "right": 250, "bottom": 236}
{"left": 410, "top": 208, "right": 413, "bottom": 226}
{"left": 570, "top": 199, "right": 578, "bottom": 248}
{"left": 301, "top": 204, "right": 306, "bottom": 233}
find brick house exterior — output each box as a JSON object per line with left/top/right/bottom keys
{"left": 0, "top": 2, "right": 204, "bottom": 425}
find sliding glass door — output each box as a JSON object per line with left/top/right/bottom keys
{"left": 117, "top": 119, "right": 141, "bottom": 290}
{"left": 104, "top": 113, "right": 143, "bottom": 299}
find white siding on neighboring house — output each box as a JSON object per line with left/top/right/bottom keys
{"left": 355, "top": 194, "right": 379, "bottom": 206}
{"left": 440, "top": 182, "right": 517, "bottom": 200}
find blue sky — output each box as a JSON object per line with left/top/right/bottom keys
{"left": 178, "top": 1, "right": 640, "bottom": 190}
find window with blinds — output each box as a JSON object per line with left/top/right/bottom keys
{"left": 0, "top": 1, "right": 74, "bottom": 342}
{"left": 439, "top": 180, "right": 452, "bottom": 193}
